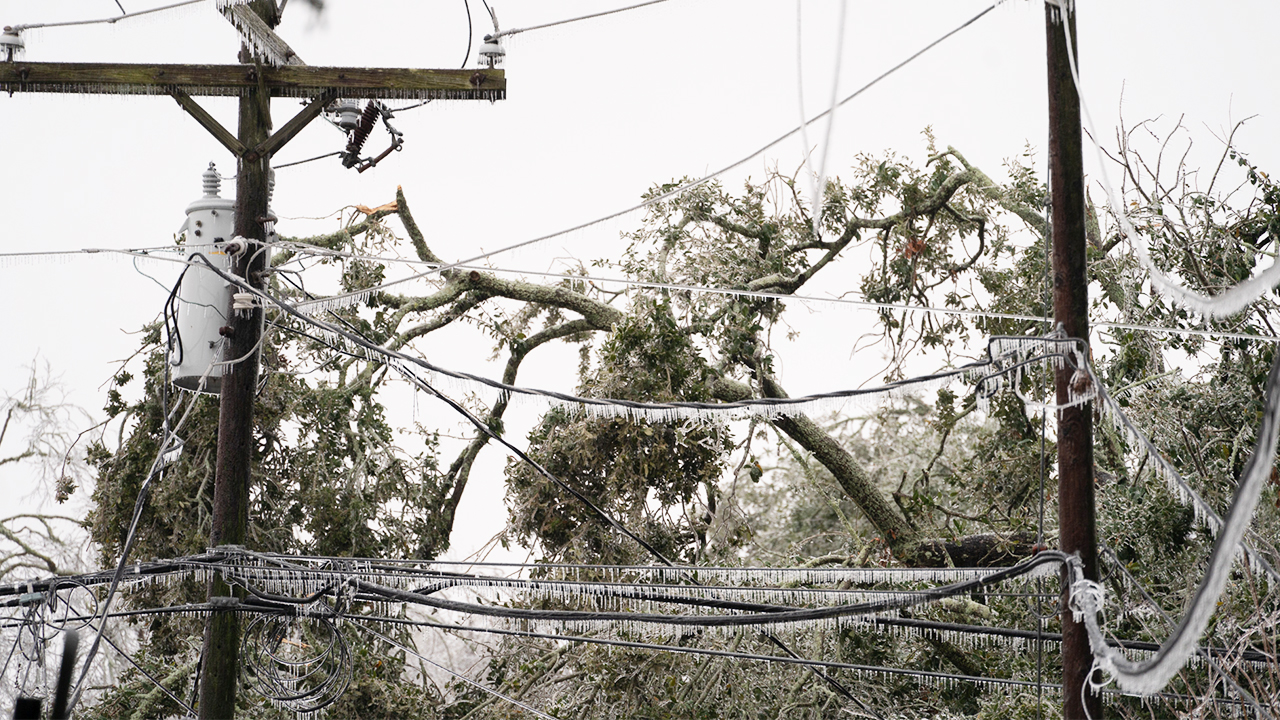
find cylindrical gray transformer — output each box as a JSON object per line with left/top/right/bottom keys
{"left": 171, "top": 164, "right": 236, "bottom": 393}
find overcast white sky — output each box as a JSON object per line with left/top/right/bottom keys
{"left": 1, "top": 0, "right": 1277, "bottom": 560}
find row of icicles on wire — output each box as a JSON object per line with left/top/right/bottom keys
{"left": 1, "top": 548, "right": 1060, "bottom": 715}
{"left": 3, "top": 545, "right": 1271, "bottom": 716}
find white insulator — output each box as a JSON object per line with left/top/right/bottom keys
{"left": 478, "top": 36, "right": 505, "bottom": 68}
{"left": 1, "top": 26, "right": 24, "bottom": 62}
{"left": 333, "top": 99, "right": 361, "bottom": 130}
{"left": 201, "top": 162, "right": 221, "bottom": 197}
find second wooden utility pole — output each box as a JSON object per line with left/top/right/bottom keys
{"left": 1045, "top": 2, "right": 1101, "bottom": 718}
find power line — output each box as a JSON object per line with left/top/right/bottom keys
{"left": 269, "top": 242, "right": 1280, "bottom": 344}
{"left": 371, "top": 615, "right": 1264, "bottom": 712}
{"left": 490, "top": 0, "right": 674, "bottom": 40}
{"left": 10, "top": 0, "right": 224, "bottom": 31}
{"left": 350, "top": 552, "right": 1065, "bottom": 629}
{"left": 9, "top": 237, "right": 1280, "bottom": 344}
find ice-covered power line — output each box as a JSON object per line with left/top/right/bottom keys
{"left": 11, "top": 243, "right": 1280, "bottom": 343}
{"left": 370, "top": 613, "right": 1271, "bottom": 711}
{"left": 1098, "top": 546, "right": 1273, "bottom": 719}
{"left": 9, "top": 0, "right": 244, "bottom": 32}
{"left": 488, "top": 0, "right": 675, "bottom": 40}
{"left": 356, "top": 552, "right": 1062, "bottom": 630}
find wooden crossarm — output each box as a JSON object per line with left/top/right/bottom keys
{"left": 0, "top": 63, "right": 505, "bottom": 100}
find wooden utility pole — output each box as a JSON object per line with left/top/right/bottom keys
{"left": 2, "top": 4, "right": 503, "bottom": 717}
{"left": 1045, "top": 2, "right": 1101, "bottom": 718}
{"left": 197, "top": 5, "right": 277, "bottom": 717}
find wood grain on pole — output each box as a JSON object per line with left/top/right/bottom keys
{"left": 1046, "top": 3, "right": 1102, "bottom": 718}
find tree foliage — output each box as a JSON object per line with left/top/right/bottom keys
{"left": 52, "top": 119, "right": 1280, "bottom": 717}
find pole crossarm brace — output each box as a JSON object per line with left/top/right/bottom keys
{"left": 253, "top": 90, "right": 337, "bottom": 160}
{"left": 170, "top": 88, "right": 339, "bottom": 160}
{"left": 0, "top": 62, "right": 505, "bottom": 100}
{"left": 169, "top": 87, "right": 246, "bottom": 156}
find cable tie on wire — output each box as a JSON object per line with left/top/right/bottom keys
{"left": 1069, "top": 577, "right": 1104, "bottom": 624}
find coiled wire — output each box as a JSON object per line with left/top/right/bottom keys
{"left": 240, "top": 612, "right": 351, "bottom": 714}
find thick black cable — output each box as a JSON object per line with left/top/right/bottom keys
{"left": 2, "top": 556, "right": 1045, "bottom": 620}
{"left": 462, "top": 0, "right": 473, "bottom": 67}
